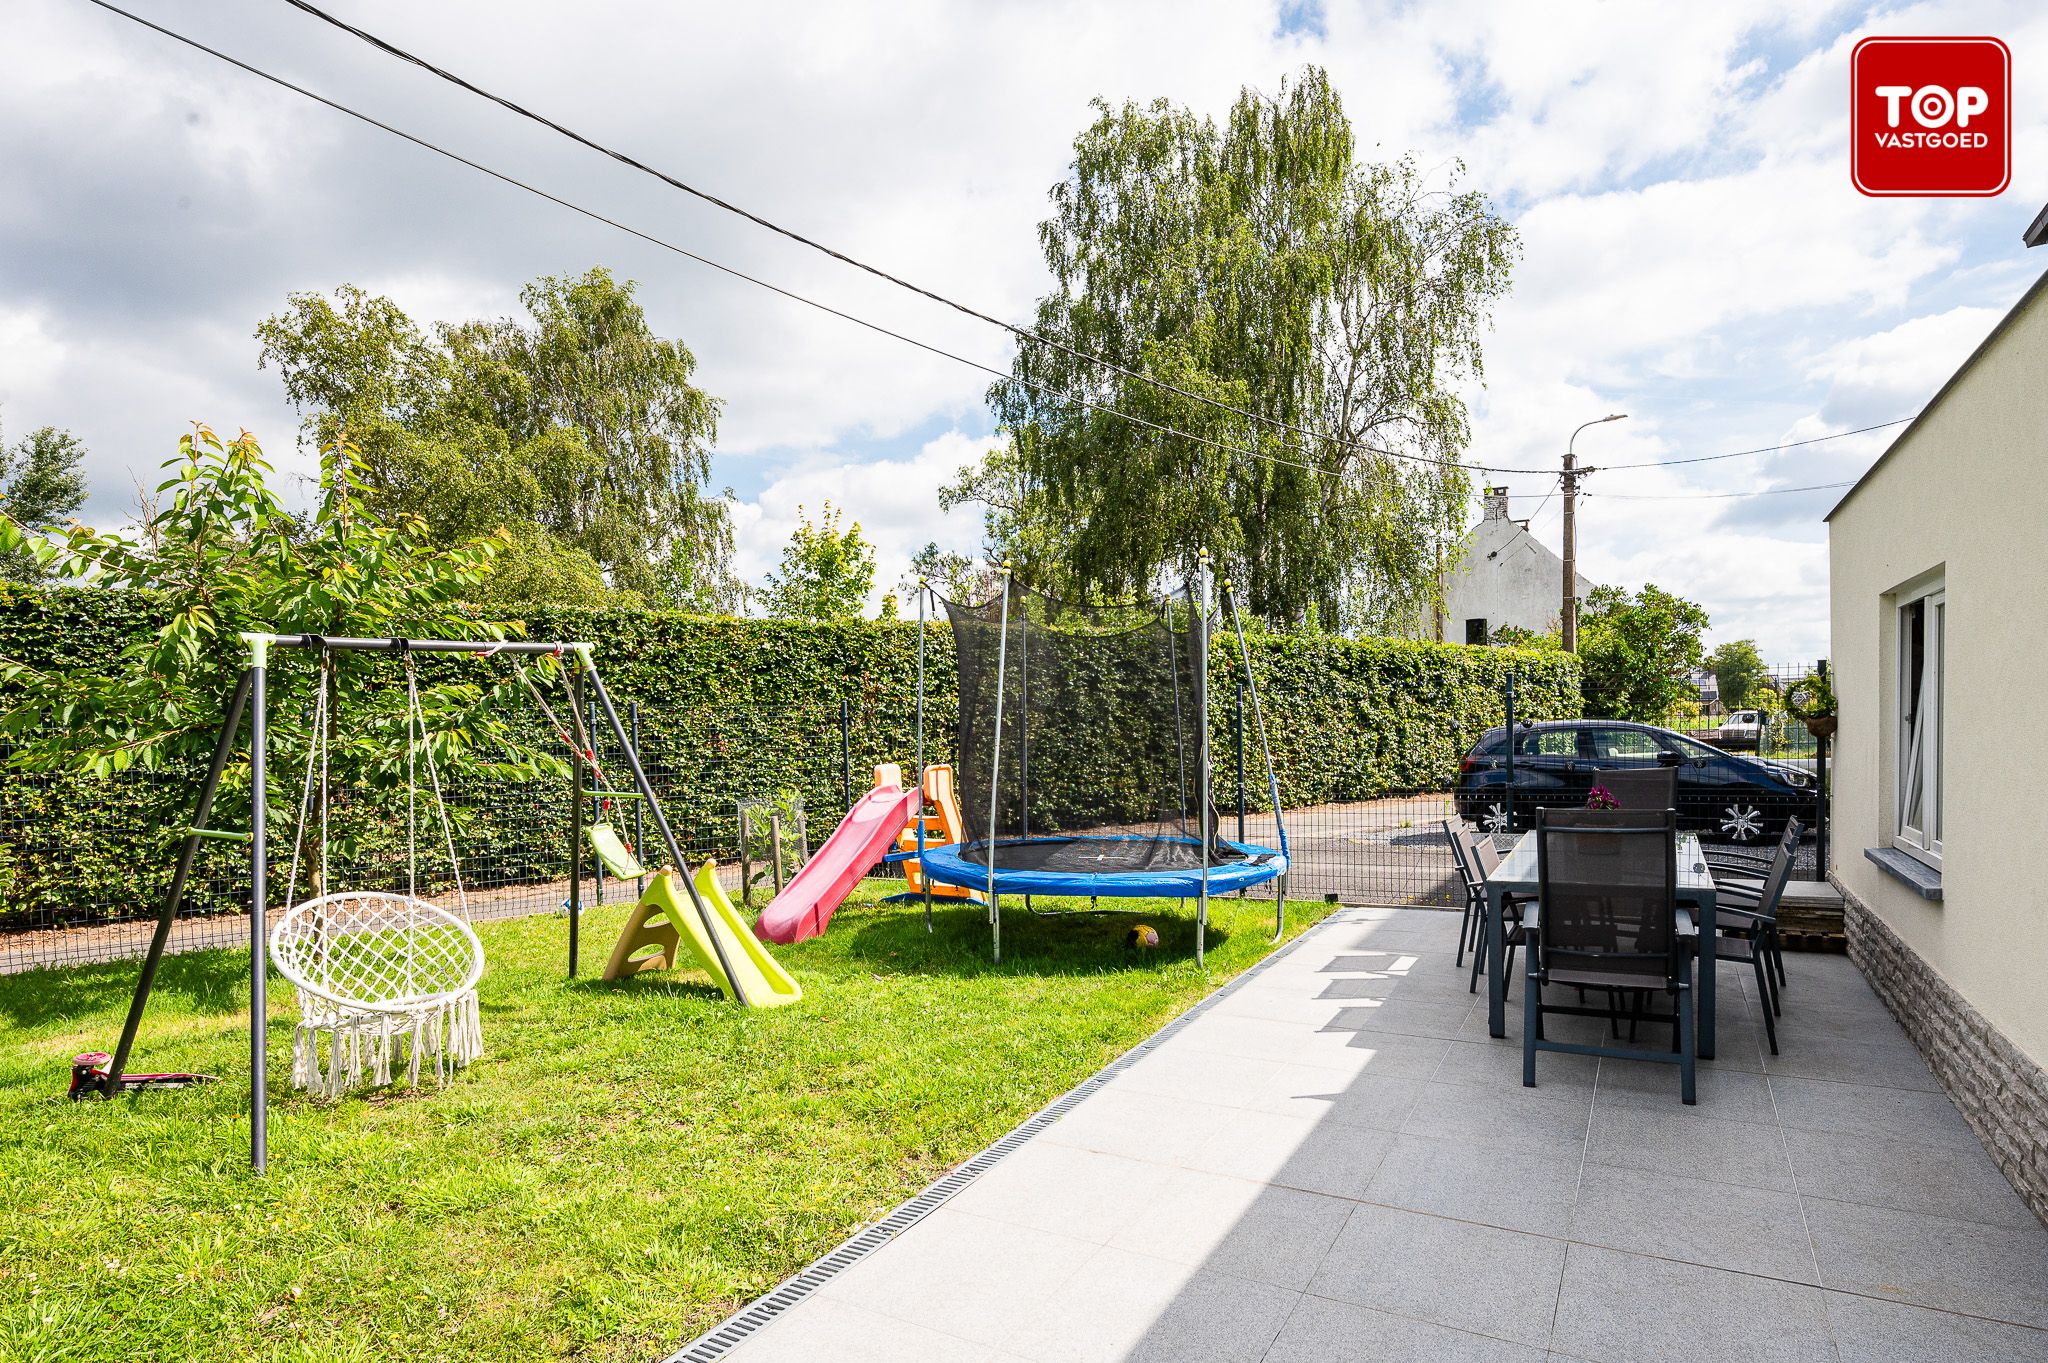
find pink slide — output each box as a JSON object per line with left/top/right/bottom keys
{"left": 755, "top": 782, "right": 919, "bottom": 945}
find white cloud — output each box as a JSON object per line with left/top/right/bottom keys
{"left": 5, "top": 0, "right": 2045, "bottom": 661}
{"left": 732, "top": 428, "right": 990, "bottom": 610}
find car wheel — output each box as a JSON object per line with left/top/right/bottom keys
{"left": 1482, "top": 802, "right": 1510, "bottom": 834}
{"left": 1719, "top": 803, "right": 1765, "bottom": 842}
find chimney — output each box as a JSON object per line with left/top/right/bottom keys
{"left": 1482, "top": 486, "right": 1511, "bottom": 521}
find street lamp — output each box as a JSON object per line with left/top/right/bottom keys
{"left": 1561, "top": 413, "right": 1626, "bottom": 653}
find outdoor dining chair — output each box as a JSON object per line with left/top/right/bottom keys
{"left": 1706, "top": 818, "right": 1801, "bottom": 1053}
{"left": 1525, "top": 806, "right": 1696, "bottom": 1104}
{"left": 1710, "top": 817, "right": 1802, "bottom": 998}
{"left": 1592, "top": 764, "right": 1677, "bottom": 812}
{"left": 1444, "top": 819, "right": 1485, "bottom": 968}
{"left": 1456, "top": 822, "right": 1528, "bottom": 998}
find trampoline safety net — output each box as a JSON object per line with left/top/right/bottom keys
{"left": 946, "top": 582, "right": 1242, "bottom": 876}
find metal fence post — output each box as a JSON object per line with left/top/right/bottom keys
{"left": 1502, "top": 672, "right": 1516, "bottom": 834}
{"left": 840, "top": 697, "right": 853, "bottom": 813}
{"left": 1814, "top": 658, "right": 1830, "bottom": 881}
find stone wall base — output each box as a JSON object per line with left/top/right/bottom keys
{"left": 1839, "top": 881, "right": 2048, "bottom": 1226}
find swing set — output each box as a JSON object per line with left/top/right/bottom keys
{"left": 71, "top": 631, "right": 761, "bottom": 1174}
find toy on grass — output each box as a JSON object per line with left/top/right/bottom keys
{"left": 1126, "top": 923, "right": 1160, "bottom": 950}
{"left": 68, "top": 1052, "right": 213, "bottom": 1100}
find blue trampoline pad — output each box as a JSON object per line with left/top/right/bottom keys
{"left": 917, "top": 835, "right": 1286, "bottom": 898}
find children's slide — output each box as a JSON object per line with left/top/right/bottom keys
{"left": 603, "top": 860, "right": 802, "bottom": 1008}
{"left": 755, "top": 777, "right": 919, "bottom": 945}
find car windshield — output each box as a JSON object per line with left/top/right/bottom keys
{"left": 1666, "top": 734, "right": 1722, "bottom": 760}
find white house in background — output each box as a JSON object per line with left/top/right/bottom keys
{"left": 1437, "top": 486, "right": 1599, "bottom": 644}
{"left": 1825, "top": 260, "right": 2048, "bottom": 1227}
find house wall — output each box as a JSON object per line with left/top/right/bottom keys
{"left": 1440, "top": 495, "right": 1597, "bottom": 641}
{"left": 1828, "top": 272, "right": 2048, "bottom": 1069}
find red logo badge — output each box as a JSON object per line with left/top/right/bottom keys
{"left": 1852, "top": 37, "right": 2010, "bottom": 197}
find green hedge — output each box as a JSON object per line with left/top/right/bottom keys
{"left": 0, "top": 587, "right": 1578, "bottom": 928}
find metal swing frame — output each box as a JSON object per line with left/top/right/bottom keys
{"left": 85, "top": 632, "right": 737, "bottom": 1174}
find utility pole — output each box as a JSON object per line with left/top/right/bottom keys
{"left": 1562, "top": 413, "right": 1627, "bottom": 652}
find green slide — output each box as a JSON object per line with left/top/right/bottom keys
{"left": 638, "top": 863, "right": 803, "bottom": 1008}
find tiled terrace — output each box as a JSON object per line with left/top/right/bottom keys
{"left": 715, "top": 906, "right": 2048, "bottom": 1362}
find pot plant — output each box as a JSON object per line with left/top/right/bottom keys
{"left": 1785, "top": 671, "right": 1838, "bottom": 739}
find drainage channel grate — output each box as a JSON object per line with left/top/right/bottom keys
{"left": 660, "top": 908, "right": 1360, "bottom": 1363}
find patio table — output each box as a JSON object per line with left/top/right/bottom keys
{"left": 1484, "top": 830, "right": 1721, "bottom": 1058}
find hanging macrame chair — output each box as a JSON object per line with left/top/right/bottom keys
{"left": 270, "top": 651, "right": 485, "bottom": 1099}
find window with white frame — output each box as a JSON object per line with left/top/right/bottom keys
{"left": 1895, "top": 582, "right": 1944, "bottom": 864}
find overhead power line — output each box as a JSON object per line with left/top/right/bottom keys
{"left": 1587, "top": 479, "right": 1856, "bottom": 501}
{"left": 279, "top": 0, "right": 1918, "bottom": 484}
{"left": 76, "top": 0, "right": 1367, "bottom": 488}
{"left": 273, "top": 0, "right": 1492, "bottom": 476}
{"left": 1583, "top": 418, "right": 1910, "bottom": 472}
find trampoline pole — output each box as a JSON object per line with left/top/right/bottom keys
{"left": 1197, "top": 558, "right": 1211, "bottom": 968}
{"left": 988, "top": 564, "right": 1012, "bottom": 963}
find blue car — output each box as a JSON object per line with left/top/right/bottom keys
{"left": 1452, "top": 719, "right": 1819, "bottom": 844}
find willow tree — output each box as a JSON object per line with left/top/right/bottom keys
{"left": 990, "top": 68, "right": 1516, "bottom": 628}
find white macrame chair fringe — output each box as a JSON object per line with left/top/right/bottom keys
{"left": 272, "top": 892, "right": 485, "bottom": 1101}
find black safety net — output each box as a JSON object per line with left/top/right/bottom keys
{"left": 946, "top": 582, "right": 1242, "bottom": 874}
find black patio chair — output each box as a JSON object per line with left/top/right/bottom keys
{"left": 1592, "top": 765, "right": 1677, "bottom": 813}
{"left": 1459, "top": 823, "right": 1528, "bottom": 998}
{"left": 1444, "top": 819, "right": 1484, "bottom": 968}
{"left": 1709, "top": 817, "right": 1802, "bottom": 996}
{"left": 1524, "top": 807, "right": 1696, "bottom": 1104}
{"left": 1707, "top": 819, "right": 1800, "bottom": 1054}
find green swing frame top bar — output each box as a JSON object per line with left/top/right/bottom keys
{"left": 99, "top": 631, "right": 747, "bottom": 1177}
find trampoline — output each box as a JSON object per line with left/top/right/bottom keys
{"left": 906, "top": 557, "right": 1290, "bottom": 963}
{"left": 919, "top": 835, "right": 1286, "bottom": 899}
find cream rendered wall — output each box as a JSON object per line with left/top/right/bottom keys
{"left": 1828, "top": 271, "right": 2048, "bottom": 1066}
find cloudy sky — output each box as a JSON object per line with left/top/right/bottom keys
{"left": 2, "top": 0, "right": 2043, "bottom": 659}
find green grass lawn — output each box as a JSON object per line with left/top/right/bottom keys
{"left": 0, "top": 886, "right": 1331, "bottom": 1362}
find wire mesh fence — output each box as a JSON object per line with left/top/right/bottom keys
{"left": 0, "top": 659, "right": 1832, "bottom": 975}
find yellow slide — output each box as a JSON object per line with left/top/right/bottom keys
{"left": 602, "top": 860, "right": 803, "bottom": 1008}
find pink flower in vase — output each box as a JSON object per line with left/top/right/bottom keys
{"left": 1586, "top": 785, "right": 1619, "bottom": 810}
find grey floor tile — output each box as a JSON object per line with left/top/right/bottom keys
{"left": 1437, "top": 1037, "right": 1597, "bottom": 1094}
{"left": 1313, "top": 974, "right": 1418, "bottom": 1001}
{"left": 1822, "top": 1289, "right": 2048, "bottom": 1362}
{"left": 1597, "top": 1057, "right": 1776, "bottom": 1124}
{"left": 1106, "top": 1045, "right": 1280, "bottom": 1109}
{"left": 1582, "top": 1104, "right": 1795, "bottom": 1191}
{"left": 1251, "top": 1064, "right": 1426, "bottom": 1131}
{"left": 1325, "top": 998, "right": 1478, "bottom": 1040}
{"left": 1108, "top": 1168, "right": 1351, "bottom": 1289}
{"left": 1783, "top": 1125, "right": 2034, "bottom": 1228}
{"left": 1039, "top": 1086, "right": 1236, "bottom": 1166}
{"left": 1008, "top": 1244, "right": 1297, "bottom": 1363}
{"left": 1187, "top": 1107, "right": 1396, "bottom": 1199}
{"left": 1265, "top": 1294, "right": 1547, "bottom": 1361}
{"left": 1180, "top": 1012, "right": 1401, "bottom": 1073}
{"left": 728, "top": 1296, "right": 993, "bottom": 1362}
{"left": 1568, "top": 1163, "right": 1819, "bottom": 1284}
{"left": 1762, "top": 1031, "right": 1940, "bottom": 1091}
{"left": 1367, "top": 1131, "right": 1583, "bottom": 1237}
{"left": 1333, "top": 1030, "right": 1459, "bottom": 1079}
{"left": 1765, "top": 1075, "right": 1979, "bottom": 1150}
{"left": 945, "top": 1141, "right": 1175, "bottom": 1243}
{"left": 1402, "top": 1079, "right": 1594, "bottom": 1154}
{"left": 1551, "top": 1242, "right": 1835, "bottom": 1363}
{"left": 1308, "top": 1204, "right": 1567, "bottom": 1349}
{"left": 1804, "top": 1195, "right": 2048, "bottom": 1327}
{"left": 815, "top": 1207, "right": 1096, "bottom": 1346}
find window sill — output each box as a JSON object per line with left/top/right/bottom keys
{"left": 1865, "top": 847, "right": 1943, "bottom": 901}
